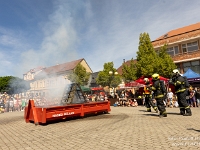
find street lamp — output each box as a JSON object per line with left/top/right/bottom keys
{"left": 109, "top": 71, "right": 118, "bottom": 98}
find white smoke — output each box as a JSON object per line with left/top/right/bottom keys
{"left": 17, "top": 1, "right": 79, "bottom": 76}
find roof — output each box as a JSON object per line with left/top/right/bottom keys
{"left": 155, "top": 22, "right": 200, "bottom": 41}
{"left": 24, "top": 66, "right": 44, "bottom": 74}
{"left": 117, "top": 59, "right": 137, "bottom": 75}
{"left": 35, "top": 58, "right": 84, "bottom": 78}
{"left": 152, "top": 22, "right": 200, "bottom": 47}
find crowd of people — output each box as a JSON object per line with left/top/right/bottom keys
{"left": 0, "top": 92, "right": 28, "bottom": 113}
{"left": 113, "top": 90, "right": 138, "bottom": 107}
{"left": 0, "top": 91, "right": 110, "bottom": 113}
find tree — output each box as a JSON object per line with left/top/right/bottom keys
{"left": 9, "top": 77, "right": 30, "bottom": 94}
{"left": 136, "top": 32, "right": 159, "bottom": 78}
{"left": 96, "top": 62, "right": 121, "bottom": 88}
{"left": 0, "top": 76, "right": 30, "bottom": 94}
{"left": 122, "top": 59, "right": 137, "bottom": 82}
{"left": 68, "top": 63, "right": 90, "bottom": 86}
{"left": 157, "top": 44, "right": 177, "bottom": 78}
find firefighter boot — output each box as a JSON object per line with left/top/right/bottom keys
{"left": 159, "top": 111, "right": 167, "bottom": 118}
{"left": 154, "top": 107, "right": 158, "bottom": 113}
{"left": 147, "top": 108, "right": 151, "bottom": 112}
{"left": 180, "top": 108, "right": 185, "bottom": 115}
{"left": 183, "top": 108, "right": 192, "bottom": 116}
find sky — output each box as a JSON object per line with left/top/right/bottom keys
{"left": 0, "top": 0, "right": 200, "bottom": 78}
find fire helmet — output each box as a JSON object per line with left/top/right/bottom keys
{"left": 144, "top": 78, "right": 149, "bottom": 83}
{"left": 172, "top": 69, "right": 180, "bottom": 74}
{"left": 152, "top": 73, "right": 160, "bottom": 80}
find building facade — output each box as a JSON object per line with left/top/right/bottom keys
{"left": 23, "top": 58, "right": 93, "bottom": 97}
{"left": 152, "top": 22, "right": 200, "bottom": 74}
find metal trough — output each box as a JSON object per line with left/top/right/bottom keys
{"left": 24, "top": 100, "right": 111, "bottom": 125}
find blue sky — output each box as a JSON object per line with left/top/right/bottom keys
{"left": 0, "top": 0, "right": 200, "bottom": 78}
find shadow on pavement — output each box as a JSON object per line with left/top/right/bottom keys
{"left": 142, "top": 113, "right": 158, "bottom": 117}
{"left": 139, "top": 110, "right": 146, "bottom": 112}
{"left": 187, "top": 128, "right": 200, "bottom": 132}
{"left": 166, "top": 112, "right": 180, "bottom": 115}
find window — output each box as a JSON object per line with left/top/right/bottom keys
{"left": 182, "top": 41, "right": 198, "bottom": 53}
{"left": 183, "top": 62, "right": 190, "bottom": 72}
{"left": 175, "top": 63, "right": 181, "bottom": 72}
{"left": 167, "top": 46, "right": 179, "bottom": 56}
{"left": 183, "top": 60, "right": 200, "bottom": 74}
{"left": 191, "top": 60, "right": 200, "bottom": 74}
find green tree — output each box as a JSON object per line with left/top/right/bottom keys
{"left": 9, "top": 77, "right": 30, "bottom": 94}
{"left": 157, "top": 44, "right": 177, "bottom": 78}
{"left": 136, "top": 32, "right": 159, "bottom": 78}
{"left": 96, "top": 62, "right": 121, "bottom": 88}
{"left": 68, "top": 63, "right": 90, "bottom": 86}
{"left": 0, "top": 76, "right": 30, "bottom": 94}
{"left": 122, "top": 59, "right": 137, "bottom": 82}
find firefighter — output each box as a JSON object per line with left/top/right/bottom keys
{"left": 171, "top": 69, "right": 192, "bottom": 116}
{"left": 151, "top": 73, "right": 167, "bottom": 117}
{"left": 143, "top": 78, "right": 158, "bottom": 112}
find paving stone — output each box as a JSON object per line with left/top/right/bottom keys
{"left": 0, "top": 107, "right": 200, "bottom": 149}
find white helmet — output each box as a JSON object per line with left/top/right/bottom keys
{"left": 144, "top": 78, "right": 149, "bottom": 82}
{"left": 173, "top": 69, "right": 180, "bottom": 74}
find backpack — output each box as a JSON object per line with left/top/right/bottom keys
{"left": 183, "top": 76, "right": 190, "bottom": 88}
{"left": 159, "top": 80, "right": 166, "bottom": 94}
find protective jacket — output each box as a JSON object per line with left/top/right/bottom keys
{"left": 172, "top": 75, "right": 188, "bottom": 93}
{"left": 143, "top": 82, "right": 151, "bottom": 95}
{"left": 151, "top": 80, "right": 166, "bottom": 98}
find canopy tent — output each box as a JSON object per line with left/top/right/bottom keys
{"left": 183, "top": 68, "right": 200, "bottom": 79}
{"left": 187, "top": 77, "right": 200, "bottom": 83}
{"left": 125, "top": 81, "right": 144, "bottom": 87}
{"left": 135, "top": 76, "right": 169, "bottom": 85}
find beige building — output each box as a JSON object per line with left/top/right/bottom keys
{"left": 23, "top": 58, "right": 92, "bottom": 96}
{"left": 152, "top": 22, "right": 200, "bottom": 74}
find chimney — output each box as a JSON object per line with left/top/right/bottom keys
{"left": 123, "top": 59, "right": 125, "bottom": 63}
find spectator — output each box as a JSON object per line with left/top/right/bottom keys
{"left": 174, "top": 100, "right": 179, "bottom": 108}
{"left": 21, "top": 98, "right": 26, "bottom": 111}
{"left": 196, "top": 88, "right": 200, "bottom": 107}
{"left": 189, "top": 86, "right": 196, "bottom": 107}
{"left": 131, "top": 99, "right": 138, "bottom": 107}
{"left": 9, "top": 98, "right": 14, "bottom": 112}
{"left": 167, "top": 88, "right": 174, "bottom": 108}
{"left": 13, "top": 96, "right": 18, "bottom": 111}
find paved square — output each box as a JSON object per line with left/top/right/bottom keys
{"left": 0, "top": 106, "right": 200, "bottom": 150}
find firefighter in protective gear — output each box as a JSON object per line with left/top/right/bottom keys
{"left": 171, "top": 69, "right": 192, "bottom": 116}
{"left": 143, "top": 78, "right": 158, "bottom": 112}
{"left": 151, "top": 73, "right": 167, "bottom": 117}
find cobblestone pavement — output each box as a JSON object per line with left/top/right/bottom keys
{"left": 0, "top": 106, "right": 200, "bottom": 150}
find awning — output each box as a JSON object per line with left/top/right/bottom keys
{"left": 91, "top": 87, "right": 104, "bottom": 91}
{"left": 81, "top": 86, "right": 91, "bottom": 92}
{"left": 125, "top": 81, "right": 144, "bottom": 87}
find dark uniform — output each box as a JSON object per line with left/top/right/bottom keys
{"left": 143, "top": 79, "right": 158, "bottom": 112}
{"left": 171, "top": 69, "right": 192, "bottom": 116}
{"left": 151, "top": 74, "right": 167, "bottom": 117}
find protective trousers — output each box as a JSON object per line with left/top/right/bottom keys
{"left": 177, "top": 91, "right": 192, "bottom": 116}
{"left": 145, "top": 95, "right": 151, "bottom": 111}
{"left": 145, "top": 95, "right": 158, "bottom": 112}
{"left": 156, "top": 97, "right": 166, "bottom": 116}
